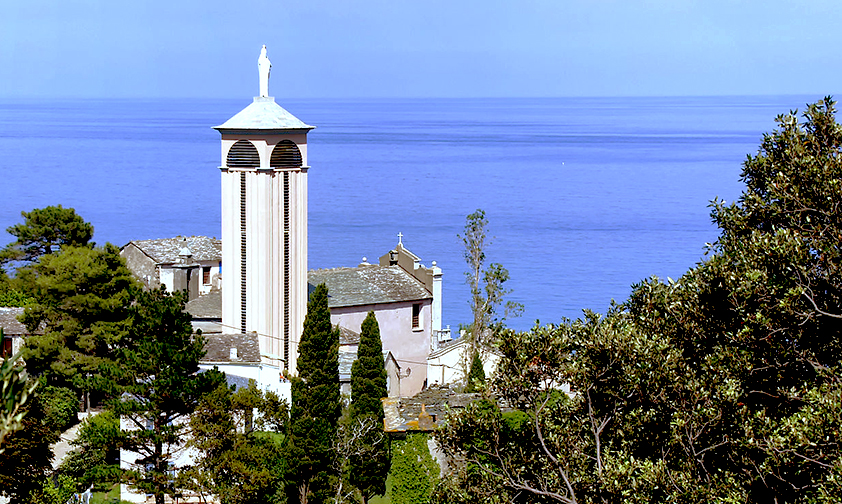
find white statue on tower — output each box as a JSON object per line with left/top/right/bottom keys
{"left": 258, "top": 45, "right": 271, "bottom": 97}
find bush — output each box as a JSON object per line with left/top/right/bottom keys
{"left": 40, "top": 385, "right": 79, "bottom": 433}
{"left": 391, "top": 433, "right": 439, "bottom": 504}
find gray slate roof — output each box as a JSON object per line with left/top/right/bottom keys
{"left": 339, "top": 349, "right": 395, "bottom": 379}
{"left": 214, "top": 97, "right": 314, "bottom": 131}
{"left": 125, "top": 236, "right": 221, "bottom": 264}
{"left": 339, "top": 326, "right": 360, "bottom": 346}
{"left": 308, "top": 265, "right": 432, "bottom": 308}
{"left": 0, "top": 307, "right": 33, "bottom": 336}
{"left": 201, "top": 332, "right": 261, "bottom": 364}
{"left": 186, "top": 291, "right": 222, "bottom": 320}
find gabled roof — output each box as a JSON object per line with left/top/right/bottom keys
{"left": 308, "top": 265, "right": 432, "bottom": 309}
{"left": 123, "top": 236, "right": 221, "bottom": 264}
{"left": 339, "top": 348, "right": 398, "bottom": 380}
{"left": 201, "top": 332, "right": 261, "bottom": 364}
{"left": 214, "top": 97, "right": 314, "bottom": 132}
{"left": 339, "top": 325, "right": 360, "bottom": 346}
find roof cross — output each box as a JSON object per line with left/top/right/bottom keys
{"left": 397, "top": 232, "right": 404, "bottom": 246}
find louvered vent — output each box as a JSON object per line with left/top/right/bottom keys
{"left": 271, "top": 140, "right": 302, "bottom": 168}
{"left": 227, "top": 140, "right": 260, "bottom": 168}
{"left": 283, "top": 172, "right": 290, "bottom": 368}
{"left": 240, "top": 172, "right": 247, "bottom": 332}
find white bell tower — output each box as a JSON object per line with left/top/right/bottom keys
{"left": 214, "top": 46, "right": 314, "bottom": 375}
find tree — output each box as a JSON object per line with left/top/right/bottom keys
{"left": 348, "top": 311, "right": 390, "bottom": 504}
{"left": 460, "top": 209, "right": 521, "bottom": 360}
{"left": 285, "top": 283, "right": 341, "bottom": 504}
{"left": 0, "top": 391, "right": 57, "bottom": 502}
{"left": 463, "top": 351, "right": 486, "bottom": 393}
{"left": 108, "top": 287, "right": 225, "bottom": 504}
{"left": 189, "top": 380, "right": 289, "bottom": 504}
{"left": 0, "top": 205, "right": 93, "bottom": 270}
{"left": 59, "top": 409, "right": 123, "bottom": 491}
{"left": 21, "top": 244, "right": 138, "bottom": 401}
{"left": 434, "top": 99, "right": 842, "bottom": 503}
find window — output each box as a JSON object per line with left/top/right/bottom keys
{"left": 1, "top": 337, "right": 11, "bottom": 358}
{"left": 412, "top": 303, "right": 421, "bottom": 329}
{"left": 202, "top": 266, "right": 211, "bottom": 285}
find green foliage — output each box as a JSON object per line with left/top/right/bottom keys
{"left": 0, "top": 285, "right": 33, "bottom": 307}
{"left": 391, "top": 434, "right": 439, "bottom": 504}
{"left": 463, "top": 351, "right": 485, "bottom": 393}
{"left": 188, "top": 380, "right": 289, "bottom": 504}
{"left": 0, "top": 392, "right": 56, "bottom": 501}
{"left": 107, "top": 287, "right": 225, "bottom": 504}
{"left": 435, "top": 99, "right": 842, "bottom": 503}
{"left": 349, "top": 312, "right": 390, "bottom": 503}
{"left": 285, "top": 283, "right": 341, "bottom": 504}
{"left": 21, "top": 244, "right": 138, "bottom": 396}
{"left": 0, "top": 205, "right": 94, "bottom": 269}
{"left": 40, "top": 385, "right": 79, "bottom": 434}
{"left": 60, "top": 410, "right": 122, "bottom": 491}
{"left": 36, "top": 474, "right": 79, "bottom": 504}
{"left": 1, "top": 340, "right": 38, "bottom": 449}
{"left": 351, "top": 312, "right": 388, "bottom": 420}
{"left": 460, "top": 209, "right": 521, "bottom": 362}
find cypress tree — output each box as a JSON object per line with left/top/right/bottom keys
{"left": 464, "top": 351, "right": 486, "bottom": 393}
{"left": 349, "top": 311, "right": 390, "bottom": 503}
{"left": 286, "top": 283, "right": 340, "bottom": 504}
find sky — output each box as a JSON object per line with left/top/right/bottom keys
{"left": 2, "top": 0, "right": 842, "bottom": 99}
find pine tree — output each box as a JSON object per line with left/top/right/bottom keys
{"left": 0, "top": 205, "right": 94, "bottom": 269}
{"left": 349, "top": 311, "right": 390, "bottom": 504}
{"left": 108, "top": 287, "right": 225, "bottom": 504}
{"left": 286, "top": 283, "right": 340, "bottom": 504}
{"left": 20, "top": 244, "right": 138, "bottom": 401}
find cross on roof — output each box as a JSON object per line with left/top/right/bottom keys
{"left": 397, "top": 232, "right": 403, "bottom": 246}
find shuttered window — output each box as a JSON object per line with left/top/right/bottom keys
{"left": 271, "top": 140, "right": 302, "bottom": 168}
{"left": 412, "top": 303, "right": 421, "bottom": 329}
{"left": 227, "top": 140, "right": 260, "bottom": 168}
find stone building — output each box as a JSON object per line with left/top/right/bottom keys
{"left": 120, "top": 236, "right": 221, "bottom": 297}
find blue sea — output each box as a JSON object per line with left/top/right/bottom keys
{"left": 0, "top": 95, "right": 821, "bottom": 330}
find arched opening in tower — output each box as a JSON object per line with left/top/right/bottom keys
{"left": 270, "top": 140, "right": 303, "bottom": 168}
{"left": 227, "top": 140, "right": 260, "bottom": 168}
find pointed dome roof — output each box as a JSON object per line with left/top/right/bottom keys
{"left": 214, "top": 97, "right": 314, "bottom": 132}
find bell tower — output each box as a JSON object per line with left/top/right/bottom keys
{"left": 214, "top": 45, "right": 314, "bottom": 375}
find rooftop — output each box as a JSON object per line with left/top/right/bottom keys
{"left": 123, "top": 236, "right": 221, "bottom": 264}
{"left": 200, "top": 332, "right": 261, "bottom": 364}
{"left": 0, "top": 307, "right": 33, "bottom": 336}
{"left": 214, "top": 97, "right": 314, "bottom": 132}
{"left": 308, "top": 265, "right": 432, "bottom": 308}
{"left": 186, "top": 291, "right": 222, "bottom": 320}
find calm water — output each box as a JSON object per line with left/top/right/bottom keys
{"left": 0, "top": 96, "right": 820, "bottom": 330}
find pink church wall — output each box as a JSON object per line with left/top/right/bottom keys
{"left": 330, "top": 299, "right": 432, "bottom": 397}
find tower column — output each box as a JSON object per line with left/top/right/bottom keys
{"left": 215, "top": 46, "right": 315, "bottom": 375}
